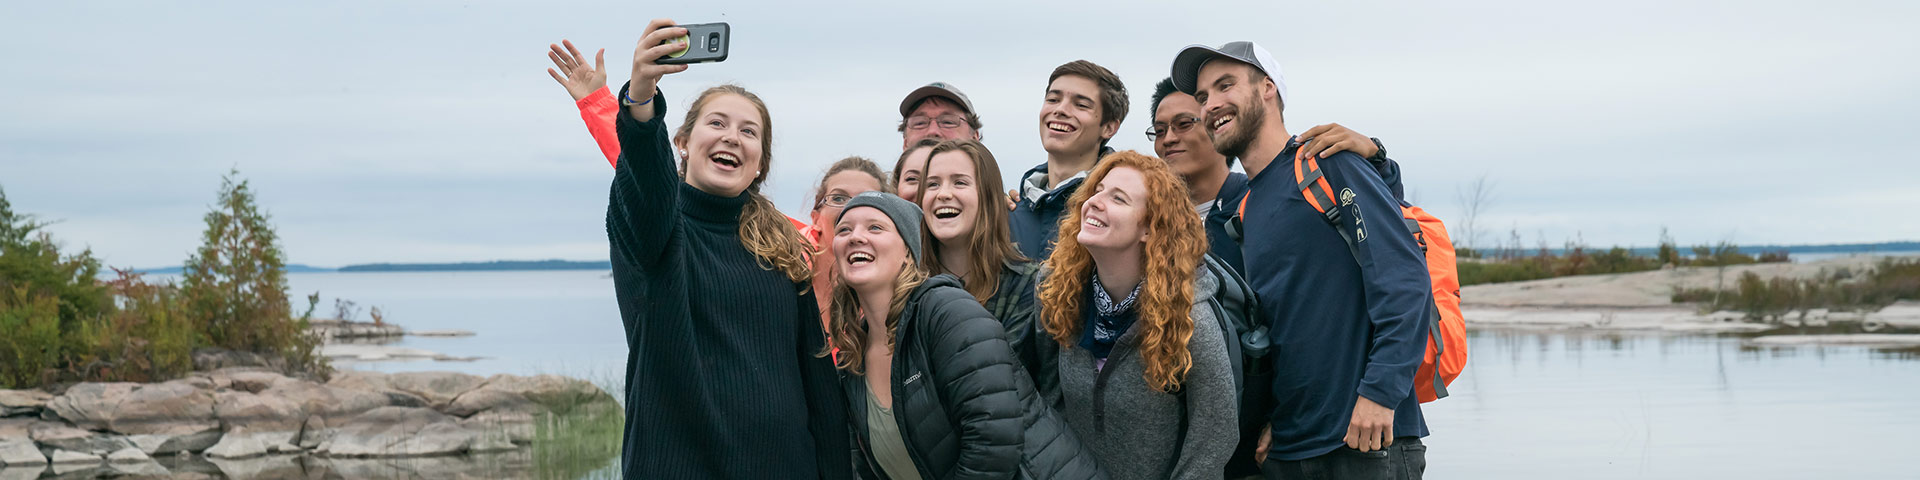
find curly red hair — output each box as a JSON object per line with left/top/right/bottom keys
{"left": 1038, "top": 150, "right": 1209, "bottom": 392}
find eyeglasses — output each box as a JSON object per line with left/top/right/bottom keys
{"left": 1145, "top": 116, "right": 1199, "bottom": 141}
{"left": 816, "top": 193, "right": 853, "bottom": 209}
{"left": 906, "top": 114, "right": 967, "bottom": 131}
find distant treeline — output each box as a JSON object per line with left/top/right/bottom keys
{"left": 337, "top": 260, "right": 613, "bottom": 272}
{"left": 1530, "top": 241, "right": 1920, "bottom": 258}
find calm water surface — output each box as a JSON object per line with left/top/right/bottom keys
{"left": 280, "top": 271, "right": 1919, "bottom": 479}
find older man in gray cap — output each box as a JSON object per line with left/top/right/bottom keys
{"left": 1174, "top": 40, "right": 1434, "bottom": 480}
{"left": 898, "top": 82, "right": 983, "bottom": 148}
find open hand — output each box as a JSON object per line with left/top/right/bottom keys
{"left": 1343, "top": 395, "right": 1394, "bottom": 452}
{"left": 546, "top": 39, "right": 606, "bottom": 102}
{"left": 1298, "top": 122, "right": 1379, "bottom": 160}
{"left": 626, "top": 19, "right": 691, "bottom": 122}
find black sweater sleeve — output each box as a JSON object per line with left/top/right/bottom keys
{"left": 607, "top": 81, "right": 680, "bottom": 270}
{"left": 798, "top": 288, "right": 852, "bottom": 480}
{"left": 928, "top": 292, "right": 1025, "bottom": 479}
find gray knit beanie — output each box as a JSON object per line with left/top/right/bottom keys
{"left": 836, "top": 192, "right": 924, "bottom": 262}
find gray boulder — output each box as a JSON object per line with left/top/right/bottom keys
{"left": 42, "top": 383, "right": 138, "bottom": 431}
{"left": 46, "top": 449, "right": 99, "bottom": 465}
{"left": 319, "top": 407, "right": 491, "bottom": 457}
{"left": 104, "top": 448, "right": 148, "bottom": 464}
{"left": 27, "top": 422, "right": 133, "bottom": 456}
{"left": 0, "top": 439, "right": 46, "bottom": 466}
{"left": 461, "top": 410, "right": 534, "bottom": 445}
{"left": 203, "top": 427, "right": 272, "bottom": 459}
{"left": 443, "top": 389, "right": 535, "bottom": 418}
{"left": 0, "top": 391, "right": 50, "bottom": 418}
{"left": 213, "top": 390, "right": 306, "bottom": 447}
{"left": 384, "top": 372, "right": 486, "bottom": 410}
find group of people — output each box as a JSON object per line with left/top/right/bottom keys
{"left": 550, "top": 18, "right": 1436, "bottom": 480}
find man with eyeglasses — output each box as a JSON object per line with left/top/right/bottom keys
{"left": 1148, "top": 77, "right": 1402, "bottom": 276}
{"left": 898, "top": 82, "right": 983, "bottom": 148}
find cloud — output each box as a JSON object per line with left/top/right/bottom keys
{"left": 3, "top": 0, "right": 1915, "bottom": 267}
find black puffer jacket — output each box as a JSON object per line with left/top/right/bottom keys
{"left": 845, "top": 274, "right": 1107, "bottom": 480}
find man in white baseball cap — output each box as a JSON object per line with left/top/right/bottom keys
{"left": 1174, "top": 40, "right": 1435, "bottom": 480}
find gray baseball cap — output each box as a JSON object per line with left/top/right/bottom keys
{"left": 1170, "top": 41, "right": 1287, "bottom": 105}
{"left": 837, "top": 192, "right": 925, "bottom": 263}
{"left": 898, "top": 82, "right": 977, "bottom": 118}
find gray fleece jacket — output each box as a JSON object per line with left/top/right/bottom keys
{"left": 1044, "top": 265, "right": 1239, "bottom": 480}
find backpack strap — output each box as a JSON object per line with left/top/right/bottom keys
{"left": 1294, "top": 151, "right": 1363, "bottom": 265}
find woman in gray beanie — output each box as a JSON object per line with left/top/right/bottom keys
{"left": 825, "top": 192, "right": 1105, "bottom": 480}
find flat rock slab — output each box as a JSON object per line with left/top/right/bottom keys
{"left": 0, "top": 391, "right": 50, "bottom": 418}
{"left": 1464, "top": 307, "right": 1777, "bottom": 333}
{"left": 407, "top": 330, "right": 475, "bottom": 337}
{"left": 0, "top": 439, "right": 46, "bottom": 466}
{"left": 320, "top": 344, "right": 487, "bottom": 363}
{"left": 1746, "top": 334, "right": 1920, "bottom": 347}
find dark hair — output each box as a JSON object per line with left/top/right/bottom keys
{"left": 892, "top": 138, "right": 943, "bottom": 186}
{"left": 1150, "top": 77, "right": 1178, "bottom": 119}
{"left": 920, "top": 140, "right": 1026, "bottom": 302}
{"left": 895, "top": 96, "right": 984, "bottom": 134}
{"left": 1047, "top": 60, "right": 1129, "bottom": 143}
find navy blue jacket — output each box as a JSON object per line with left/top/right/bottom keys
{"left": 1240, "top": 143, "right": 1431, "bottom": 461}
{"left": 1203, "top": 156, "right": 1400, "bottom": 279}
{"left": 1009, "top": 148, "right": 1115, "bottom": 261}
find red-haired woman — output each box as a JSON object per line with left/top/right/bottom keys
{"left": 1038, "top": 151, "right": 1238, "bottom": 480}
{"left": 606, "top": 19, "right": 845, "bottom": 479}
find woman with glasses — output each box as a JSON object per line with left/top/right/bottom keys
{"left": 804, "top": 157, "right": 891, "bottom": 327}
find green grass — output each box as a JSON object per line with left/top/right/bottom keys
{"left": 1673, "top": 257, "right": 1920, "bottom": 321}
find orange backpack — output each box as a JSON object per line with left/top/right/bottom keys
{"left": 1231, "top": 149, "right": 1467, "bottom": 403}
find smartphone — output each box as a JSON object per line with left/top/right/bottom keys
{"left": 656, "top": 22, "right": 730, "bottom": 65}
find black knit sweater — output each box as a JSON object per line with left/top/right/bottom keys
{"left": 606, "top": 83, "right": 850, "bottom": 480}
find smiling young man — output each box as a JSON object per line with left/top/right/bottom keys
{"left": 1148, "top": 78, "right": 1404, "bottom": 276}
{"left": 1009, "top": 60, "right": 1127, "bottom": 260}
{"left": 1173, "top": 41, "right": 1433, "bottom": 479}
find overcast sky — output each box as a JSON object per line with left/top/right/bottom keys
{"left": 3, "top": 1, "right": 1916, "bottom": 268}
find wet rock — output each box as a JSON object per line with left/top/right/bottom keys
{"left": 207, "top": 453, "right": 303, "bottom": 479}
{"left": 295, "top": 416, "right": 331, "bottom": 450}
{"left": 203, "top": 427, "right": 271, "bottom": 459}
{"left": 0, "top": 391, "right": 50, "bottom": 418}
{"left": 320, "top": 406, "right": 490, "bottom": 457}
{"left": 259, "top": 378, "right": 387, "bottom": 419}
{"left": 476, "top": 374, "right": 611, "bottom": 412}
{"left": 27, "top": 422, "right": 133, "bottom": 455}
{"left": 46, "top": 449, "right": 99, "bottom": 465}
{"left": 460, "top": 410, "right": 534, "bottom": 445}
{"left": 43, "top": 383, "right": 138, "bottom": 431}
{"left": 125, "top": 428, "right": 222, "bottom": 455}
{"left": 213, "top": 390, "right": 305, "bottom": 447}
{"left": 0, "top": 465, "right": 46, "bottom": 480}
{"left": 104, "top": 447, "right": 148, "bottom": 463}
{"left": 444, "top": 389, "right": 535, "bottom": 418}
{"left": 0, "top": 439, "right": 47, "bottom": 466}
{"left": 384, "top": 372, "right": 486, "bottom": 410}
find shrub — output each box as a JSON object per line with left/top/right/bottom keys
{"left": 180, "top": 170, "right": 326, "bottom": 378}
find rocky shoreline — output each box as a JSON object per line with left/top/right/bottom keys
{"left": 0, "top": 369, "right": 615, "bottom": 478}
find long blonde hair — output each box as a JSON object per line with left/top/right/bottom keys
{"left": 823, "top": 259, "right": 929, "bottom": 375}
{"left": 673, "top": 85, "right": 811, "bottom": 284}
{"left": 920, "top": 140, "right": 1026, "bottom": 302}
{"left": 1038, "top": 151, "right": 1208, "bottom": 392}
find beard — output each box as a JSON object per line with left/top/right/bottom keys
{"left": 1209, "top": 97, "right": 1266, "bottom": 160}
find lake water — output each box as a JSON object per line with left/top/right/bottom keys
{"left": 264, "top": 271, "right": 1920, "bottom": 478}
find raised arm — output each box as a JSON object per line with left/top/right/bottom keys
{"left": 605, "top": 20, "right": 694, "bottom": 268}
{"left": 926, "top": 294, "right": 1024, "bottom": 479}
{"left": 1297, "top": 123, "right": 1405, "bottom": 200}
{"left": 546, "top": 40, "right": 622, "bottom": 166}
